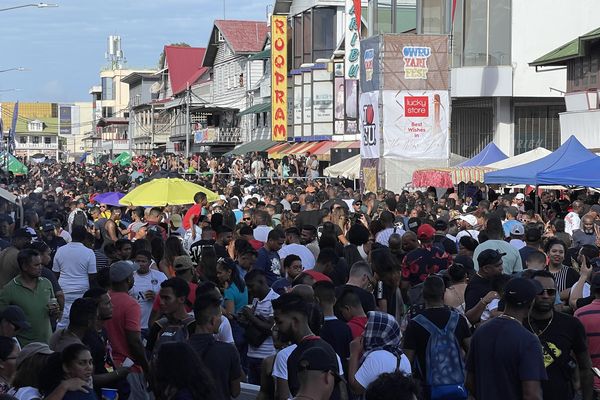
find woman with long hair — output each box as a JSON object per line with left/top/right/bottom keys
{"left": 370, "top": 247, "right": 403, "bottom": 320}
{"left": 215, "top": 258, "right": 248, "bottom": 315}
{"left": 0, "top": 337, "right": 18, "bottom": 394}
{"left": 151, "top": 342, "right": 216, "bottom": 400}
{"left": 159, "top": 236, "right": 187, "bottom": 277}
{"left": 39, "top": 343, "right": 96, "bottom": 400}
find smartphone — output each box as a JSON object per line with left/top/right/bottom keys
{"left": 377, "top": 281, "right": 384, "bottom": 300}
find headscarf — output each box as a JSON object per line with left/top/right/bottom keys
{"left": 360, "top": 311, "right": 403, "bottom": 364}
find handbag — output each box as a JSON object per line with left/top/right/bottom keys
{"left": 243, "top": 313, "right": 271, "bottom": 347}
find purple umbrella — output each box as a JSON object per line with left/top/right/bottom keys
{"left": 93, "top": 192, "right": 125, "bottom": 207}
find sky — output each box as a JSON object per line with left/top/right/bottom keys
{"left": 0, "top": 0, "right": 273, "bottom": 103}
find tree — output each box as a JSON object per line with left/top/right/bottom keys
{"left": 158, "top": 42, "right": 191, "bottom": 68}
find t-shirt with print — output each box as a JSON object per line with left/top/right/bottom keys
{"left": 401, "top": 245, "right": 452, "bottom": 287}
{"left": 104, "top": 291, "right": 142, "bottom": 369}
{"left": 247, "top": 289, "right": 279, "bottom": 360}
{"left": 131, "top": 269, "right": 168, "bottom": 329}
{"left": 466, "top": 317, "right": 547, "bottom": 400}
{"left": 525, "top": 311, "right": 588, "bottom": 400}
{"left": 255, "top": 248, "right": 282, "bottom": 285}
{"left": 403, "top": 307, "right": 471, "bottom": 381}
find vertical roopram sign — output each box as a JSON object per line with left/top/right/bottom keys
{"left": 271, "top": 15, "right": 288, "bottom": 141}
{"left": 345, "top": 0, "right": 360, "bottom": 80}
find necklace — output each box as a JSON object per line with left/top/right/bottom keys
{"left": 527, "top": 313, "right": 554, "bottom": 337}
{"left": 498, "top": 314, "right": 521, "bottom": 324}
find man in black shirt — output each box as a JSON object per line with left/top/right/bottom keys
{"left": 433, "top": 219, "right": 458, "bottom": 255}
{"left": 335, "top": 261, "right": 376, "bottom": 314}
{"left": 526, "top": 271, "right": 593, "bottom": 400}
{"left": 214, "top": 225, "right": 233, "bottom": 258}
{"left": 40, "top": 221, "right": 67, "bottom": 262}
{"left": 464, "top": 249, "right": 505, "bottom": 325}
{"left": 272, "top": 292, "right": 346, "bottom": 400}
{"left": 188, "top": 286, "right": 242, "bottom": 400}
{"left": 404, "top": 275, "right": 470, "bottom": 392}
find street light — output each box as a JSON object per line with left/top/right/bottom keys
{"left": 0, "top": 3, "right": 58, "bottom": 12}
{"left": 0, "top": 67, "right": 27, "bottom": 73}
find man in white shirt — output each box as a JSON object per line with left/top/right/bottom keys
{"left": 565, "top": 200, "right": 584, "bottom": 236}
{"left": 131, "top": 251, "right": 167, "bottom": 333}
{"left": 52, "top": 226, "right": 97, "bottom": 329}
{"left": 250, "top": 157, "right": 264, "bottom": 180}
{"left": 455, "top": 214, "right": 480, "bottom": 244}
{"left": 253, "top": 210, "right": 273, "bottom": 243}
{"left": 279, "top": 227, "right": 315, "bottom": 270}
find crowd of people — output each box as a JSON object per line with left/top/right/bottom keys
{"left": 0, "top": 154, "right": 597, "bottom": 399}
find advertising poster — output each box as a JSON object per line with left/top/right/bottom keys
{"left": 271, "top": 15, "right": 288, "bottom": 141}
{"left": 345, "top": 80, "right": 358, "bottom": 119}
{"left": 360, "top": 35, "right": 381, "bottom": 93}
{"left": 359, "top": 91, "right": 380, "bottom": 159}
{"left": 382, "top": 90, "right": 449, "bottom": 159}
{"left": 294, "top": 86, "right": 303, "bottom": 125}
{"left": 334, "top": 77, "right": 345, "bottom": 120}
{"left": 313, "top": 81, "right": 333, "bottom": 123}
{"left": 381, "top": 35, "right": 449, "bottom": 91}
{"left": 360, "top": 158, "right": 379, "bottom": 193}
{"left": 59, "top": 106, "right": 72, "bottom": 135}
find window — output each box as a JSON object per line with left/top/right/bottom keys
{"left": 19, "top": 136, "right": 26, "bottom": 144}
{"left": 421, "top": 0, "right": 447, "bottom": 34}
{"left": 294, "top": 15, "right": 303, "bottom": 69}
{"left": 28, "top": 120, "right": 44, "bottom": 132}
{"left": 313, "top": 7, "right": 336, "bottom": 60}
{"left": 32, "top": 136, "right": 40, "bottom": 144}
{"left": 239, "top": 73, "right": 244, "bottom": 88}
{"left": 102, "top": 77, "right": 114, "bottom": 100}
{"left": 303, "top": 10, "right": 312, "bottom": 64}
{"left": 102, "top": 107, "right": 114, "bottom": 118}
{"left": 44, "top": 137, "right": 51, "bottom": 144}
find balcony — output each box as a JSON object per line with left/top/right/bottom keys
{"left": 172, "top": 127, "right": 242, "bottom": 144}
{"left": 15, "top": 142, "right": 58, "bottom": 150}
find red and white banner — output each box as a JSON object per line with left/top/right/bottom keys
{"left": 359, "top": 91, "right": 380, "bottom": 159}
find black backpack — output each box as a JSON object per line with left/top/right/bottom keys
{"left": 72, "top": 210, "right": 89, "bottom": 229}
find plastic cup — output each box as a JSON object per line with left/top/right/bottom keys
{"left": 101, "top": 388, "right": 119, "bottom": 400}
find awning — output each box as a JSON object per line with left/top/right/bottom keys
{"left": 238, "top": 102, "right": 271, "bottom": 116}
{"left": 248, "top": 49, "right": 271, "bottom": 61}
{"left": 224, "top": 140, "right": 276, "bottom": 156}
{"left": 311, "top": 141, "right": 338, "bottom": 161}
{"left": 333, "top": 140, "right": 360, "bottom": 149}
{"left": 268, "top": 142, "right": 294, "bottom": 159}
{"left": 287, "top": 141, "right": 321, "bottom": 156}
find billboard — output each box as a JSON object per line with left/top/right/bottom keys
{"left": 381, "top": 35, "right": 449, "bottom": 91}
{"left": 382, "top": 90, "right": 449, "bottom": 159}
{"left": 271, "top": 15, "right": 288, "bottom": 141}
{"left": 313, "top": 81, "right": 333, "bottom": 123}
{"left": 360, "top": 35, "right": 381, "bottom": 93}
{"left": 345, "top": 0, "right": 360, "bottom": 79}
{"left": 59, "top": 105, "right": 72, "bottom": 135}
{"left": 359, "top": 91, "right": 380, "bottom": 159}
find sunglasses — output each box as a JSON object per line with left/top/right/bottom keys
{"left": 243, "top": 217, "right": 251, "bottom": 221}
{"left": 539, "top": 288, "right": 557, "bottom": 296}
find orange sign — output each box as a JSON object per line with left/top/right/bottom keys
{"left": 271, "top": 15, "right": 288, "bottom": 141}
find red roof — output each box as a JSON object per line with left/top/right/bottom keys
{"left": 164, "top": 46, "right": 209, "bottom": 96}
{"left": 214, "top": 20, "right": 268, "bottom": 53}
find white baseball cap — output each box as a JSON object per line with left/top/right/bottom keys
{"left": 515, "top": 193, "right": 525, "bottom": 200}
{"left": 459, "top": 214, "right": 478, "bottom": 227}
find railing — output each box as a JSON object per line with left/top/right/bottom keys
{"left": 171, "top": 127, "right": 242, "bottom": 144}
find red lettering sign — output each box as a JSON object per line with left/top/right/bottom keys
{"left": 404, "top": 96, "right": 429, "bottom": 117}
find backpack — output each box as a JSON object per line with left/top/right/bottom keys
{"left": 412, "top": 311, "right": 468, "bottom": 400}
{"left": 72, "top": 210, "right": 88, "bottom": 230}
{"left": 152, "top": 316, "right": 195, "bottom": 356}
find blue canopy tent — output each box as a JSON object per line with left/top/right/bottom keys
{"left": 484, "top": 136, "right": 597, "bottom": 185}
{"left": 536, "top": 156, "right": 600, "bottom": 186}
{"left": 458, "top": 142, "right": 508, "bottom": 167}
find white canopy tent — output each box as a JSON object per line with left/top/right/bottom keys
{"left": 323, "top": 154, "right": 361, "bottom": 179}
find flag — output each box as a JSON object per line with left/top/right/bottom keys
{"left": 353, "top": 0, "right": 361, "bottom": 37}
{"left": 8, "top": 102, "right": 18, "bottom": 152}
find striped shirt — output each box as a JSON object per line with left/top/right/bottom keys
{"left": 549, "top": 265, "right": 579, "bottom": 293}
{"left": 575, "top": 299, "right": 600, "bottom": 389}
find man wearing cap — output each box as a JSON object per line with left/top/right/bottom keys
{"left": 40, "top": 222, "right": 67, "bottom": 263}
{"left": 0, "top": 228, "right": 32, "bottom": 287}
{"left": 575, "top": 273, "right": 600, "bottom": 393}
{"left": 53, "top": 226, "right": 97, "bottom": 330}
{"left": 455, "top": 214, "right": 479, "bottom": 244}
{"left": 401, "top": 224, "right": 452, "bottom": 287}
{"left": 512, "top": 193, "right": 526, "bottom": 212}
{"left": 432, "top": 219, "right": 458, "bottom": 255}
{"left": 104, "top": 260, "right": 150, "bottom": 377}
{"left": 527, "top": 271, "right": 593, "bottom": 400}
{"left": 0, "top": 305, "right": 31, "bottom": 349}
{"left": 464, "top": 249, "right": 506, "bottom": 325}
{"left": 0, "top": 248, "right": 59, "bottom": 345}
{"left": 503, "top": 206, "right": 521, "bottom": 238}
{"left": 466, "top": 277, "right": 547, "bottom": 400}
{"left": 473, "top": 217, "right": 523, "bottom": 274}
{"left": 169, "top": 214, "right": 186, "bottom": 237}
{"left": 292, "top": 346, "right": 341, "bottom": 400}
{"left": 509, "top": 223, "right": 526, "bottom": 250}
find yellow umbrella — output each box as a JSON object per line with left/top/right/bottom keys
{"left": 119, "top": 178, "right": 219, "bottom": 206}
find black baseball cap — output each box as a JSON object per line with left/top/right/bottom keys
{"left": 41, "top": 222, "right": 55, "bottom": 232}
{"left": 434, "top": 219, "right": 448, "bottom": 231}
{"left": 504, "top": 277, "right": 542, "bottom": 307}
{"left": 477, "top": 249, "right": 505, "bottom": 268}
{"left": 0, "top": 305, "right": 31, "bottom": 330}
{"left": 13, "top": 228, "right": 32, "bottom": 239}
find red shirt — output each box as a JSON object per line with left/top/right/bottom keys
{"left": 575, "top": 299, "right": 600, "bottom": 389}
{"left": 152, "top": 281, "right": 198, "bottom": 313}
{"left": 104, "top": 291, "right": 141, "bottom": 370}
{"left": 183, "top": 204, "right": 202, "bottom": 230}
{"left": 347, "top": 316, "right": 368, "bottom": 339}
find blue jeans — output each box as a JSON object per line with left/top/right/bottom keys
{"left": 247, "top": 356, "right": 263, "bottom": 385}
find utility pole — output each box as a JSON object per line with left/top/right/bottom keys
{"left": 150, "top": 103, "right": 155, "bottom": 154}
{"left": 185, "top": 84, "right": 191, "bottom": 158}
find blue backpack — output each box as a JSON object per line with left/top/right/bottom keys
{"left": 412, "top": 311, "right": 468, "bottom": 400}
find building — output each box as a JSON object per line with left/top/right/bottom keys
{"left": 530, "top": 27, "right": 600, "bottom": 150}
{"left": 59, "top": 102, "right": 93, "bottom": 162}
{"left": 414, "top": 0, "right": 600, "bottom": 157}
